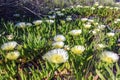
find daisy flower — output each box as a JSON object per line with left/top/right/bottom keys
{"left": 98, "top": 5, "right": 104, "bottom": 9}
{"left": 6, "top": 34, "right": 14, "bottom": 40}
{"left": 92, "top": 28, "right": 100, "bottom": 35}
{"left": 96, "top": 44, "right": 106, "bottom": 49}
{"left": 26, "top": 23, "right": 32, "bottom": 27}
{"left": 54, "top": 35, "right": 66, "bottom": 42}
{"left": 15, "top": 22, "right": 26, "bottom": 28}
{"left": 1, "top": 41, "right": 17, "bottom": 51}
{"left": 42, "top": 49, "right": 68, "bottom": 64}
{"left": 33, "top": 20, "right": 42, "bottom": 26}
{"left": 94, "top": 2, "right": 99, "bottom": 6}
{"left": 81, "top": 18, "right": 88, "bottom": 22}
{"left": 98, "top": 25, "right": 106, "bottom": 30}
{"left": 107, "top": 32, "right": 115, "bottom": 37}
{"left": 69, "top": 29, "right": 82, "bottom": 36}
{"left": 83, "top": 23, "right": 91, "bottom": 29}
{"left": 46, "top": 20, "right": 54, "bottom": 23}
{"left": 100, "top": 51, "right": 119, "bottom": 63}
{"left": 52, "top": 41, "right": 64, "bottom": 48}
{"left": 64, "top": 45, "right": 70, "bottom": 51}
{"left": 6, "top": 51, "right": 20, "bottom": 60}
{"left": 71, "top": 45, "right": 85, "bottom": 55}
{"left": 66, "top": 16, "right": 72, "bottom": 21}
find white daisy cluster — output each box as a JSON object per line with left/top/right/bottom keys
{"left": 43, "top": 34, "right": 70, "bottom": 64}
{"left": 52, "top": 34, "right": 66, "bottom": 48}
{"left": 1, "top": 41, "right": 20, "bottom": 60}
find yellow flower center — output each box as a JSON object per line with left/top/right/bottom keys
{"left": 5, "top": 45, "right": 15, "bottom": 50}
{"left": 51, "top": 54, "right": 64, "bottom": 63}
{"left": 56, "top": 37, "right": 62, "bottom": 41}
{"left": 54, "top": 44, "right": 63, "bottom": 48}
{"left": 71, "top": 48, "right": 83, "bottom": 55}
{"left": 103, "top": 57, "right": 113, "bottom": 63}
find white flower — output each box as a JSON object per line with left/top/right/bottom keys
{"left": 114, "top": 7, "right": 119, "bottom": 10}
{"left": 107, "top": 32, "right": 115, "bottom": 37}
{"left": 115, "top": 19, "right": 120, "bottom": 22}
{"left": 54, "top": 35, "right": 66, "bottom": 42}
{"left": 52, "top": 42, "right": 64, "bottom": 48}
{"left": 105, "top": 6, "right": 110, "bottom": 9}
{"left": 97, "top": 44, "right": 106, "bottom": 49}
{"left": 88, "top": 19, "right": 94, "bottom": 23}
{"left": 33, "top": 20, "right": 42, "bottom": 26}
{"left": 46, "top": 20, "right": 54, "bottom": 23}
{"left": 54, "top": 8, "right": 59, "bottom": 10}
{"left": 6, "top": 34, "right": 14, "bottom": 40}
{"left": 64, "top": 45, "right": 70, "bottom": 51}
{"left": 110, "top": 7, "right": 113, "bottom": 10}
{"left": 71, "top": 45, "right": 85, "bottom": 55}
{"left": 84, "top": 6, "right": 90, "bottom": 8}
{"left": 83, "top": 24, "right": 91, "bottom": 29}
{"left": 42, "top": 49, "right": 68, "bottom": 64}
{"left": 6, "top": 51, "right": 20, "bottom": 60}
{"left": 94, "top": 2, "right": 99, "bottom": 6}
{"left": 76, "top": 5, "right": 83, "bottom": 8}
{"left": 94, "top": 22, "right": 99, "bottom": 26}
{"left": 98, "top": 5, "right": 103, "bottom": 9}
{"left": 69, "top": 29, "right": 82, "bottom": 36}
{"left": 92, "top": 28, "right": 100, "bottom": 35}
{"left": 62, "top": 9, "right": 65, "bottom": 11}
{"left": 91, "top": 7, "right": 95, "bottom": 10}
{"left": 1, "top": 41, "right": 17, "bottom": 51}
{"left": 98, "top": 25, "right": 106, "bottom": 30}
{"left": 15, "top": 22, "right": 26, "bottom": 28}
{"left": 81, "top": 18, "right": 88, "bottom": 22}
{"left": 66, "top": 16, "right": 72, "bottom": 21}
{"left": 101, "top": 51, "right": 119, "bottom": 63}
{"left": 57, "top": 13, "right": 64, "bottom": 16}
{"left": 48, "top": 15, "right": 56, "bottom": 19}
{"left": 26, "top": 23, "right": 32, "bottom": 27}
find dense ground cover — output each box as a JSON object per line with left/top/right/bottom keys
{"left": 0, "top": 2, "right": 120, "bottom": 80}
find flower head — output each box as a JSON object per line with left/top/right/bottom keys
{"left": 52, "top": 42, "right": 64, "bottom": 48}
{"left": 15, "top": 22, "right": 26, "bottom": 28}
{"left": 96, "top": 44, "right": 106, "bottom": 49}
{"left": 107, "top": 32, "right": 115, "bottom": 37}
{"left": 6, "top": 34, "right": 14, "bottom": 40}
{"left": 54, "top": 35, "right": 66, "bottom": 42}
{"left": 83, "top": 23, "right": 91, "bottom": 29}
{"left": 81, "top": 18, "right": 88, "bottom": 22}
{"left": 33, "top": 20, "right": 42, "bottom": 26}
{"left": 100, "top": 51, "right": 119, "bottom": 63}
{"left": 1, "top": 41, "right": 17, "bottom": 51}
{"left": 46, "top": 20, "right": 54, "bottom": 23}
{"left": 71, "top": 45, "right": 85, "bottom": 55}
{"left": 6, "top": 51, "right": 20, "bottom": 60}
{"left": 92, "top": 28, "right": 100, "bottom": 35}
{"left": 98, "top": 25, "right": 106, "bottom": 30}
{"left": 69, "top": 29, "right": 82, "bottom": 36}
{"left": 42, "top": 49, "right": 68, "bottom": 64}
{"left": 26, "top": 23, "right": 32, "bottom": 27}
{"left": 66, "top": 16, "right": 72, "bottom": 21}
{"left": 94, "top": 2, "right": 99, "bottom": 6}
